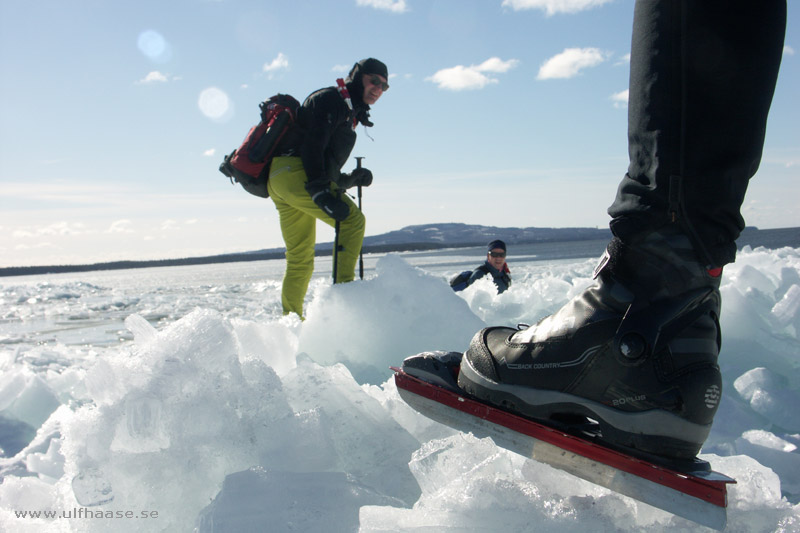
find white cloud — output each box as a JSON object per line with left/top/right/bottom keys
{"left": 475, "top": 57, "right": 519, "bottom": 73}
{"left": 611, "top": 89, "right": 628, "bottom": 108}
{"left": 263, "top": 52, "right": 289, "bottom": 75}
{"left": 12, "top": 221, "right": 88, "bottom": 238}
{"left": 615, "top": 53, "right": 631, "bottom": 66}
{"left": 161, "top": 219, "right": 179, "bottom": 231}
{"left": 332, "top": 64, "right": 351, "bottom": 74}
{"left": 427, "top": 57, "right": 520, "bottom": 91}
{"left": 203, "top": 148, "right": 216, "bottom": 157}
{"left": 537, "top": 47, "right": 607, "bottom": 79}
{"left": 355, "top": 0, "right": 408, "bottom": 14}
{"left": 106, "top": 220, "right": 134, "bottom": 234}
{"left": 502, "top": 0, "right": 612, "bottom": 16}
{"left": 428, "top": 66, "right": 496, "bottom": 90}
{"left": 14, "top": 241, "right": 56, "bottom": 251}
{"left": 784, "top": 45, "right": 795, "bottom": 56}
{"left": 12, "top": 229, "right": 34, "bottom": 238}
{"left": 137, "top": 71, "right": 169, "bottom": 84}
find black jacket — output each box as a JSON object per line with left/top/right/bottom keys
{"left": 468, "top": 261, "right": 512, "bottom": 294}
{"left": 292, "top": 77, "right": 372, "bottom": 190}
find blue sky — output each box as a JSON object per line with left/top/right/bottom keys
{"left": 1, "top": 0, "right": 798, "bottom": 267}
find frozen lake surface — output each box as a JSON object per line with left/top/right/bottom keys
{"left": 1, "top": 242, "right": 799, "bottom": 532}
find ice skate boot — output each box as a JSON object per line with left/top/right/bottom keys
{"left": 458, "top": 229, "right": 723, "bottom": 461}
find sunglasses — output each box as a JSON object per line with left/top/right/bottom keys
{"left": 367, "top": 75, "right": 389, "bottom": 91}
{"left": 489, "top": 252, "right": 506, "bottom": 258}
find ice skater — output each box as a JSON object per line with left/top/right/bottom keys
{"left": 267, "top": 58, "right": 389, "bottom": 317}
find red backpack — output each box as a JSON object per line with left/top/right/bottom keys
{"left": 219, "top": 94, "right": 301, "bottom": 198}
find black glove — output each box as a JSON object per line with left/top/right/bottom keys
{"left": 335, "top": 167, "right": 373, "bottom": 189}
{"left": 306, "top": 181, "right": 350, "bottom": 221}
{"left": 350, "top": 167, "right": 373, "bottom": 187}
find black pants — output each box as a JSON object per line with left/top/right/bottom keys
{"left": 608, "top": 0, "right": 786, "bottom": 267}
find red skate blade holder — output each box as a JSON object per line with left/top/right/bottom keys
{"left": 393, "top": 367, "right": 735, "bottom": 531}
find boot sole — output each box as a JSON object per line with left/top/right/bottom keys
{"left": 458, "top": 353, "right": 712, "bottom": 460}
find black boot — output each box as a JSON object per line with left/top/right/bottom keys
{"left": 456, "top": 0, "right": 785, "bottom": 462}
{"left": 458, "top": 227, "right": 723, "bottom": 460}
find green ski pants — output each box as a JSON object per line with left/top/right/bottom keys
{"left": 267, "top": 156, "right": 365, "bottom": 317}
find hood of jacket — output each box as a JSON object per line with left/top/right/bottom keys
{"left": 345, "top": 58, "right": 388, "bottom": 127}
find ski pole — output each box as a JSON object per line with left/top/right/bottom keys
{"left": 355, "top": 156, "right": 365, "bottom": 280}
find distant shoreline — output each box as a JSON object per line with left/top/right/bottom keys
{"left": 2, "top": 225, "right": 797, "bottom": 278}
{"left": 0, "top": 240, "right": 583, "bottom": 277}
{"left": 0, "top": 241, "right": 451, "bottom": 277}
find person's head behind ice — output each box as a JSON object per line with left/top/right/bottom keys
{"left": 487, "top": 240, "right": 506, "bottom": 253}
{"left": 487, "top": 240, "right": 507, "bottom": 270}
{"left": 346, "top": 58, "right": 389, "bottom": 109}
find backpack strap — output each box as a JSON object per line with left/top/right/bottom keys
{"left": 335, "top": 78, "right": 357, "bottom": 130}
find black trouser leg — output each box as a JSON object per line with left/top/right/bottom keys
{"left": 608, "top": 0, "right": 786, "bottom": 267}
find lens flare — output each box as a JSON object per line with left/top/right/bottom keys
{"left": 137, "top": 30, "right": 172, "bottom": 63}
{"left": 198, "top": 87, "right": 231, "bottom": 121}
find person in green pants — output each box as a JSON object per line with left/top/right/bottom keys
{"left": 268, "top": 58, "right": 389, "bottom": 317}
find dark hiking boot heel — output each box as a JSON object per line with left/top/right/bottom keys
{"left": 458, "top": 231, "right": 724, "bottom": 460}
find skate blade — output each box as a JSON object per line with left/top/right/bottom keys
{"left": 394, "top": 364, "right": 733, "bottom": 531}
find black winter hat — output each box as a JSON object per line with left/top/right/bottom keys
{"left": 487, "top": 240, "right": 506, "bottom": 252}
{"left": 347, "top": 58, "right": 388, "bottom": 81}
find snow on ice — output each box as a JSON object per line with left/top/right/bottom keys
{"left": 0, "top": 245, "right": 799, "bottom": 532}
